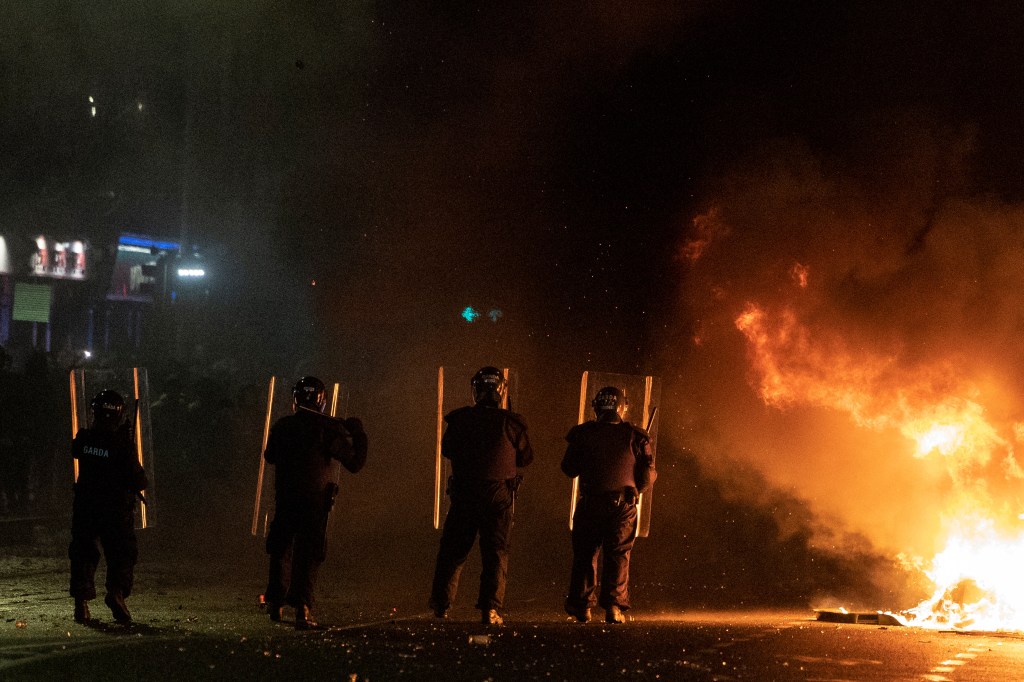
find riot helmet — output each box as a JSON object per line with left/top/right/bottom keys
{"left": 293, "top": 376, "right": 327, "bottom": 413}
{"left": 471, "top": 366, "right": 506, "bottom": 406}
{"left": 91, "top": 389, "right": 125, "bottom": 429}
{"left": 592, "top": 386, "right": 628, "bottom": 421}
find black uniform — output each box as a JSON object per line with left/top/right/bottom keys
{"left": 264, "top": 411, "right": 367, "bottom": 611}
{"left": 562, "top": 418, "right": 655, "bottom": 614}
{"left": 68, "top": 426, "right": 147, "bottom": 603}
{"left": 429, "top": 403, "right": 533, "bottom": 614}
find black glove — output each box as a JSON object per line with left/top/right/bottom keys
{"left": 343, "top": 416, "right": 368, "bottom": 468}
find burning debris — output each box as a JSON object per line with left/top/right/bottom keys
{"left": 733, "top": 301, "right": 1024, "bottom": 630}
{"left": 815, "top": 609, "right": 905, "bottom": 627}
{"left": 906, "top": 578, "right": 993, "bottom": 630}
{"left": 678, "top": 133, "right": 1024, "bottom": 632}
{"left": 735, "top": 299, "right": 1024, "bottom": 630}
{"left": 901, "top": 522, "right": 1024, "bottom": 631}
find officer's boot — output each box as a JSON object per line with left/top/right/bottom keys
{"left": 565, "top": 605, "right": 591, "bottom": 623}
{"left": 295, "top": 605, "right": 319, "bottom": 631}
{"left": 74, "top": 599, "right": 91, "bottom": 624}
{"left": 260, "top": 594, "right": 283, "bottom": 623}
{"left": 481, "top": 609, "right": 503, "bottom": 626}
{"left": 105, "top": 592, "right": 132, "bottom": 624}
{"left": 429, "top": 598, "right": 449, "bottom": 619}
{"left": 605, "top": 605, "right": 625, "bottom": 624}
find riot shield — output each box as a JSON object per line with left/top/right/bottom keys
{"left": 433, "top": 365, "right": 517, "bottom": 529}
{"left": 69, "top": 367, "right": 156, "bottom": 530}
{"left": 568, "top": 371, "right": 661, "bottom": 538}
{"left": 250, "top": 376, "right": 349, "bottom": 537}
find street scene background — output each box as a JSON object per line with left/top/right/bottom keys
{"left": 6, "top": 2, "right": 1024, "bottom": 678}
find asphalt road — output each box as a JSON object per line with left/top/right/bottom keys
{"left": 4, "top": 554, "right": 1024, "bottom": 681}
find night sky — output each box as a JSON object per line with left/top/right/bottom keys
{"left": 6, "top": 1, "right": 1024, "bottom": 610}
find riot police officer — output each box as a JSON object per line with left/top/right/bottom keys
{"left": 69, "top": 389, "right": 147, "bottom": 625}
{"left": 263, "top": 376, "right": 367, "bottom": 630}
{"left": 562, "top": 386, "right": 656, "bottom": 624}
{"left": 429, "top": 366, "right": 534, "bottom": 625}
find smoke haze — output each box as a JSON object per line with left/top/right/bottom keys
{"left": 11, "top": 2, "right": 1024, "bottom": 612}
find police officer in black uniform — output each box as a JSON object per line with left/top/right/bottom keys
{"left": 429, "top": 366, "right": 534, "bottom": 625}
{"left": 263, "top": 376, "right": 368, "bottom": 630}
{"left": 69, "top": 389, "right": 147, "bottom": 625}
{"left": 562, "top": 386, "right": 656, "bottom": 624}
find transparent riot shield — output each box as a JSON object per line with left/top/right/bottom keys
{"left": 433, "top": 366, "right": 518, "bottom": 529}
{"left": 250, "top": 376, "right": 349, "bottom": 537}
{"left": 568, "top": 372, "right": 661, "bottom": 538}
{"left": 69, "top": 367, "right": 156, "bottom": 530}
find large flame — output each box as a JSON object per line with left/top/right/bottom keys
{"left": 902, "top": 518, "right": 1024, "bottom": 630}
{"left": 735, "top": 300, "right": 1024, "bottom": 630}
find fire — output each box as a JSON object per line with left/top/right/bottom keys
{"left": 789, "top": 262, "right": 809, "bottom": 289}
{"left": 914, "top": 424, "right": 963, "bottom": 457}
{"left": 735, "top": 301, "right": 1024, "bottom": 631}
{"left": 904, "top": 519, "right": 1024, "bottom": 630}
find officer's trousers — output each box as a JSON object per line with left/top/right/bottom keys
{"left": 429, "top": 479, "right": 514, "bottom": 612}
{"left": 68, "top": 493, "right": 138, "bottom": 601}
{"left": 565, "top": 493, "right": 637, "bottom": 611}
{"left": 265, "top": 501, "right": 328, "bottom": 609}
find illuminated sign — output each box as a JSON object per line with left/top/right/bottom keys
{"left": 461, "top": 306, "right": 503, "bottom": 323}
{"left": 29, "top": 235, "right": 89, "bottom": 280}
{"left": 12, "top": 282, "right": 52, "bottom": 322}
{"left": 118, "top": 234, "right": 180, "bottom": 251}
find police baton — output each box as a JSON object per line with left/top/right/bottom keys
{"left": 298, "top": 405, "right": 349, "bottom": 426}
{"left": 645, "top": 406, "right": 658, "bottom": 433}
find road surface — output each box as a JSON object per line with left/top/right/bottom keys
{"left": 3, "top": 553, "right": 1023, "bottom": 681}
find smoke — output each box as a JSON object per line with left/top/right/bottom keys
{"left": 19, "top": 2, "right": 1023, "bottom": 612}
{"left": 670, "top": 113, "right": 1024, "bottom": 566}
